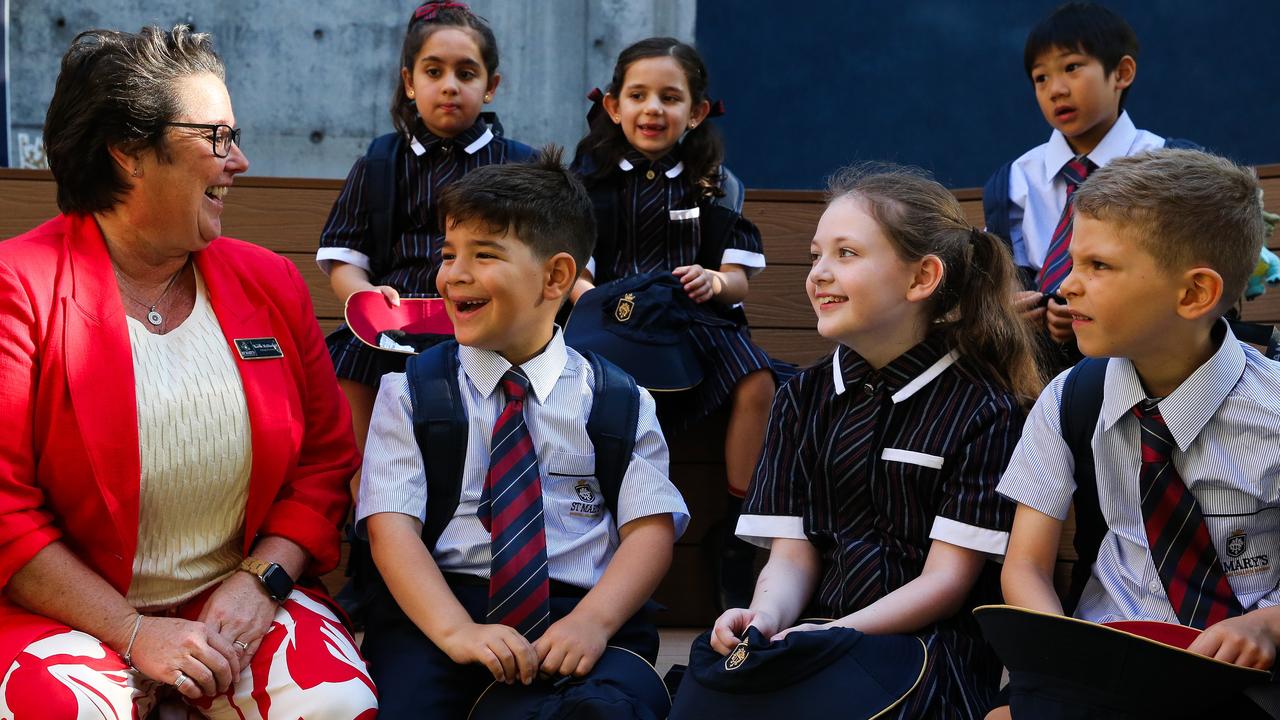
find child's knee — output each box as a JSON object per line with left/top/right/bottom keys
{"left": 984, "top": 705, "right": 1012, "bottom": 720}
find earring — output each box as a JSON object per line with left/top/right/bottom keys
{"left": 131, "top": 167, "right": 141, "bottom": 178}
{"left": 690, "top": 121, "right": 698, "bottom": 129}
{"left": 483, "top": 93, "right": 492, "bottom": 102}
{"left": 407, "top": 89, "right": 415, "bottom": 99}
{"left": 613, "top": 115, "right": 620, "bottom": 123}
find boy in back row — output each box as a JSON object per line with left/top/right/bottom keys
{"left": 997, "top": 149, "right": 1280, "bottom": 717}
{"left": 983, "top": 1, "right": 1196, "bottom": 370}
{"left": 355, "top": 149, "right": 689, "bottom": 717}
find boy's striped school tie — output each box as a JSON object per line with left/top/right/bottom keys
{"left": 477, "top": 367, "right": 552, "bottom": 639}
{"left": 1036, "top": 157, "right": 1095, "bottom": 295}
{"left": 1134, "top": 399, "right": 1242, "bottom": 628}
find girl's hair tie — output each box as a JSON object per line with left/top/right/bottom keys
{"left": 969, "top": 227, "right": 983, "bottom": 245}
{"left": 707, "top": 99, "right": 727, "bottom": 118}
{"left": 586, "top": 87, "right": 607, "bottom": 124}
{"left": 412, "top": 1, "right": 470, "bottom": 23}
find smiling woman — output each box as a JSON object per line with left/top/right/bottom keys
{"left": 0, "top": 25, "right": 376, "bottom": 720}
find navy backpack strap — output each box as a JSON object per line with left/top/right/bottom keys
{"left": 982, "top": 160, "right": 1014, "bottom": 246}
{"left": 505, "top": 138, "right": 537, "bottom": 163}
{"left": 1227, "top": 318, "right": 1280, "bottom": 362}
{"left": 1058, "top": 357, "right": 1108, "bottom": 615}
{"left": 406, "top": 340, "right": 469, "bottom": 553}
{"left": 583, "top": 351, "right": 639, "bottom": 520}
{"left": 364, "top": 132, "right": 403, "bottom": 280}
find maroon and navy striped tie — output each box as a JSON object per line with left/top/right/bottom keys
{"left": 1134, "top": 399, "right": 1241, "bottom": 628}
{"left": 1036, "top": 157, "right": 1095, "bottom": 294}
{"left": 477, "top": 368, "right": 551, "bottom": 639}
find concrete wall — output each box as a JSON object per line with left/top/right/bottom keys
{"left": 7, "top": 0, "right": 694, "bottom": 176}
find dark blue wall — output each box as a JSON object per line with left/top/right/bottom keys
{"left": 695, "top": 1, "right": 1280, "bottom": 189}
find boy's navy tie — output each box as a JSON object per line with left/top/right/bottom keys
{"left": 1036, "top": 157, "right": 1095, "bottom": 294}
{"left": 477, "top": 367, "right": 551, "bottom": 639}
{"left": 1134, "top": 399, "right": 1242, "bottom": 628}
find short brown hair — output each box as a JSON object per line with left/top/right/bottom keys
{"left": 1073, "top": 149, "right": 1264, "bottom": 304}
{"left": 44, "top": 26, "right": 224, "bottom": 214}
{"left": 438, "top": 146, "right": 595, "bottom": 270}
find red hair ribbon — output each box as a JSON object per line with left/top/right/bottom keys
{"left": 707, "top": 99, "right": 726, "bottom": 118}
{"left": 412, "top": 1, "right": 470, "bottom": 23}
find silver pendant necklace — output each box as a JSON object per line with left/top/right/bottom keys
{"left": 116, "top": 257, "right": 191, "bottom": 328}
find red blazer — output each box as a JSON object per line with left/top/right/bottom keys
{"left": 0, "top": 213, "right": 358, "bottom": 666}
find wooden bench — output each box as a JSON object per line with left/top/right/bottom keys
{"left": 4, "top": 165, "right": 1280, "bottom": 625}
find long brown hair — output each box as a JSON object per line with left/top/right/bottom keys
{"left": 828, "top": 164, "right": 1045, "bottom": 404}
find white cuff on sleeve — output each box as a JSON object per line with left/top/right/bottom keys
{"left": 316, "top": 247, "right": 373, "bottom": 276}
{"left": 929, "top": 516, "right": 1010, "bottom": 558}
{"left": 736, "top": 513, "right": 805, "bottom": 550}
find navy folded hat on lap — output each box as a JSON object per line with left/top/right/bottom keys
{"left": 566, "top": 270, "right": 732, "bottom": 391}
{"left": 468, "top": 646, "right": 670, "bottom": 720}
{"left": 974, "top": 604, "right": 1272, "bottom": 720}
{"left": 668, "top": 626, "right": 926, "bottom": 720}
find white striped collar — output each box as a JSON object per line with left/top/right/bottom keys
{"left": 1100, "top": 320, "right": 1246, "bottom": 451}
{"left": 617, "top": 157, "right": 685, "bottom": 178}
{"left": 831, "top": 345, "right": 960, "bottom": 402}
{"left": 456, "top": 327, "right": 567, "bottom": 405}
{"left": 408, "top": 126, "right": 495, "bottom": 157}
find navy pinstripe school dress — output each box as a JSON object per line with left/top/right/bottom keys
{"left": 317, "top": 119, "right": 533, "bottom": 387}
{"left": 580, "top": 150, "right": 775, "bottom": 425}
{"left": 738, "top": 336, "right": 1023, "bottom": 719}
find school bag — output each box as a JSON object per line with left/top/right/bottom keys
{"left": 1056, "top": 320, "right": 1280, "bottom": 614}
{"left": 363, "top": 113, "right": 537, "bottom": 281}
{"left": 406, "top": 339, "right": 640, "bottom": 552}
{"left": 982, "top": 137, "right": 1202, "bottom": 285}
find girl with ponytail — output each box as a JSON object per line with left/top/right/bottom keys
{"left": 710, "top": 165, "right": 1042, "bottom": 718}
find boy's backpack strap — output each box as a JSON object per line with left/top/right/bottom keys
{"left": 1163, "top": 137, "right": 1204, "bottom": 151}
{"left": 1058, "top": 357, "right": 1108, "bottom": 615}
{"left": 406, "top": 340, "right": 469, "bottom": 553}
{"left": 582, "top": 350, "right": 639, "bottom": 520}
{"left": 365, "top": 131, "right": 404, "bottom": 280}
{"left": 1227, "top": 318, "right": 1280, "bottom": 362}
{"left": 982, "top": 160, "right": 1014, "bottom": 246}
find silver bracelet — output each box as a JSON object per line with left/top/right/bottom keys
{"left": 122, "top": 613, "right": 144, "bottom": 669}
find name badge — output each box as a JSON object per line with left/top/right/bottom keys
{"left": 234, "top": 337, "right": 284, "bottom": 360}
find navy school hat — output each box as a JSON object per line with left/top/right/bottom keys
{"left": 468, "top": 646, "right": 671, "bottom": 720}
{"left": 565, "top": 270, "right": 731, "bottom": 391}
{"left": 668, "top": 626, "right": 927, "bottom": 720}
{"left": 974, "top": 604, "right": 1272, "bottom": 719}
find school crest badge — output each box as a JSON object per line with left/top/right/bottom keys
{"left": 1227, "top": 531, "right": 1247, "bottom": 558}
{"left": 575, "top": 481, "right": 596, "bottom": 503}
{"left": 614, "top": 293, "right": 635, "bottom": 322}
{"left": 725, "top": 638, "right": 749, "bottom": 671}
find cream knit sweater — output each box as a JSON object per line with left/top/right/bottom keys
{"left": 125, "top": 272, "right": 252, "bottom": 610}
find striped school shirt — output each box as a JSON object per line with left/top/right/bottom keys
{"left": 316, "top": 119, "right": 523, "bottom": 295}
{"left": 739, "top": 334, "right": 1021, "bottom": 616}
{"left": 997, "top": 322, "right": 1280, "bottom": 715}
{"left": 589, "top": 151, "right": 765, "bottom": 282}
{"left": 356, "top": 329, "right": 689, "bottom": 590}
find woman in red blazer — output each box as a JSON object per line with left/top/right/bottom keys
{"left": 0, "top": 27, "right": 376, "bottom": 719}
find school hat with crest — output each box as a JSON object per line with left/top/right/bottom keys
{"left": 565, "top": 270, "right": 729, "bottom": 391}
{"left": 974, "top": 604, "right": 1273, "bottom": 719}
{"left": 668, "top": 626, "right": 926, "bottom": 720}
{"left": 467, "top": 646, "right": 670, "bottom": 720}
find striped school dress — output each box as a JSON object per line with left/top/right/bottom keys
{"left": 317, "top": 118, "right": 533, "bottom": 387}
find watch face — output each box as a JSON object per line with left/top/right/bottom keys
{"left": 262, "top": 565, "right": 294, "bottom": 602}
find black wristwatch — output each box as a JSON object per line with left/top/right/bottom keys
{"left": 239, "top": 557, "right": 294, "bottom": 603}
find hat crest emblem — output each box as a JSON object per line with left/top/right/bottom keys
{"left": 614, "top": 293, "right": 636, "bottom": 322}
{"left": 725, "top": 638, "right": 749, "bottom": 671}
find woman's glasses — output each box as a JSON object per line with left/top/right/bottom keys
{"left": 161, "top": 122, "right": 241, "bottom": 158}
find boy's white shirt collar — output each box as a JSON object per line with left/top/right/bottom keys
{"left": 457, "top": 326, "right": 568, "bottom": 405}
{"left": 1043, "top": 111, "right": 1138, "bottom": 181}
{"left": 1099, "top": 320, "right": 1247, "bottom": 451}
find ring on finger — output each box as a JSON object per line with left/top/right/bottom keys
{"left": 233, "top": 640, "right": 249, "bottom": 651}
{"left": 174, "top": 671, "right": 190, "bottom": 689}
